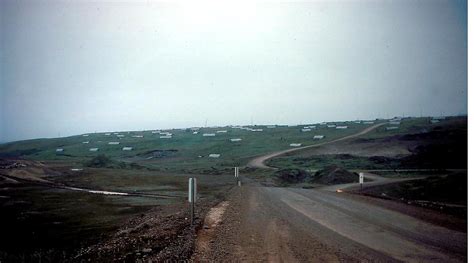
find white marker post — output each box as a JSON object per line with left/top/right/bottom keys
{"left": 359, "top": 173, "right": 364, "bottom": 190}
{"left": 188, "top": 178, "right": 197, "bottom": 225}
{"left": 235, "top": 167, "right": 242, "bottom": 187}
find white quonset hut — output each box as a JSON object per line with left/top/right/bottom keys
{"left": 108, "top": 142, "right": 120, "bottom": 145}
{"left": 301, "top": 128, "right": 311, "bottom": 132}
{"left": 327, "top": 124, "right": 336, "bottom": 128}
{"left": 132, "top": 135, "right": 143, "bottom": 138}
{"left": 89, "top": 148, "right": 99, "bottom": 152}
{"left": 83, "top": 134, "right": 89, "bottom": 137}
{"left": 216, "top": 130, "right": 227, "bottom": 133}
{"left": 203, "top": 133, "right": 216, "bottom": 137}
{"left": 209, "top": 154, "right": 221, "bottom": 158}
{"left": 266, "top": 125, "right": 276, "bottom": 128}
{"left": 230, "top": 138, "right": 242, "bottom": 142}
{"left": 313, "top": 135, "right": 325, "bottom": 140}
{"left": 336, "top": 126, "right": 348, "bottom": 129}
{"left": 430, "top": 119, "right": 440, "bottom": 124}
{"left": 193, "top": 131, "right": 199, "bottom": 134}
{"left": 56, "top": 148, "right": 64, "bottom": 152}
{"left": 105, "top": 133, "right": 111, "bottom": 136}
{"left": 82, "top": 141, "right": 89, "bottom": 144}
{"left": 160, "top": 135, "right": 172, "bottom": 139}
{"left": 122, "top": 147, "right": 133, "bottom": 151}
{"left": 117, "top": 135, "right": 125, "bottom": 138}
{"left": 290, "top": 143, "right": 302, "bottom": 147}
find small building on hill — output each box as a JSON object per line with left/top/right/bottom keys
{"left": 290, "top": 143, "right": 302, "bottom": 147}
{"left": 89, "top": 148, "right": 99, "bottom": 152}
{"left": 336, "top": 126, "right": 348, "bottom": 129}
{"left": 209, "top": 154, "right": 221, "bottom": 158}
{"left": 230, "top": 138, "right": 242, "bottom": 142}
{"left": 122, "top": 147, "right": 133, "bottom": 151}
{"left": 108, "top": 142, "right": 120, "bottom": 145}
{"left": 203, "top": 133, "right": 216, "bottom": 137}
{"left": 313, "top": 135, "right": 325, "bottom": 140}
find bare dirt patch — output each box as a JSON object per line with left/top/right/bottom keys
{"left": 194, "top": 201, "right": 229, "bottom": 257}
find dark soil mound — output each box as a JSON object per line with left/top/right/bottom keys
{"left": 140, "top": 149, "right": 178, "bottom": 159}
{"left": 312, "top": 165, "right": 359, "bottom": 185}
{"left": 85, "top": 155, "right": 144, "bottom": 170}
{"left": 85, "top": 154, "right": 114, "bottom": 168}
{"left": 274, "top": 168, "right": 311, "bottom": 184}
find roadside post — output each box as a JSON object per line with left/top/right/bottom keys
{"left": 188, "top": 178, "right": 197, "bottom": 225}
{"left": 235, "top": 167, "right": 241, "bottom": 187}
{"left": 359, "top": 173, "right": 364, "bottom": 190}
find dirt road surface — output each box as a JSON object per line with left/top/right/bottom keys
{"left": 321, "top": 172, "right": 425, "bottom": 192}
{"left": 194, "top": 184, "right": 466, "bottom": 262}
{"left": 247, "top": 123, "right": 387, "bottom": 169}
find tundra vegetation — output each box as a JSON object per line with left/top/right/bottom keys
{"left": 0, "top": 116, "right": 466, "bottom": 261}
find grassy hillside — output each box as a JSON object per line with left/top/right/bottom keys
{"left": 0, "top": 121, "right": 381, "bottom": 173}
{"left": 268, "top": 116, "right": 467, "bottom": 170}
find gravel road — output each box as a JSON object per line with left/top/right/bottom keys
{"left": 194, "top": 185, "right": 466, "bottom": 262}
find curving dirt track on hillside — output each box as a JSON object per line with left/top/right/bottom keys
{"left": 247, "top": 123, "right": 386, "bottom": 169}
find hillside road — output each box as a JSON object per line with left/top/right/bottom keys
{"left": 247, "top": 123, "right": 386, "bottom": 169}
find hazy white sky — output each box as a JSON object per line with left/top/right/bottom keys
{"left": 0, "top": 0, "right": 467, "bottom": 142}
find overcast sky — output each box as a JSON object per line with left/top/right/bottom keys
{"left": 0, "top": 0, "right": 467, "bottom": 142}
